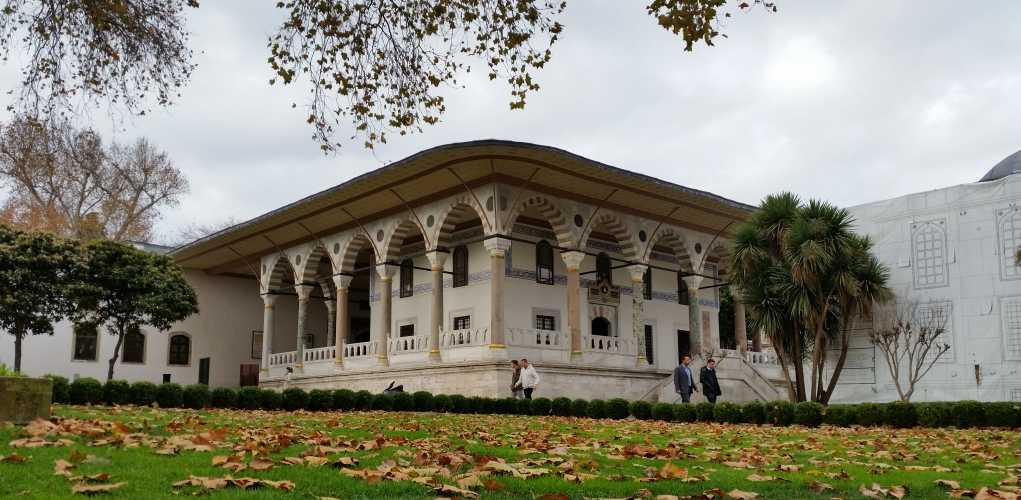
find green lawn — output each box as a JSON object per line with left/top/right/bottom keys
{"left": 0, "top": 405, "right": 1018, "bottom": 499}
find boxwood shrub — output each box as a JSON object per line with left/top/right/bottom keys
{"left": 371, "top": 393, "right": 394, "bottom": 411}
{"left": 586, "top": 399, "right": 607, "bottom": 419}
{"left": 432, "top": 394, "right": 453, "bottom": 413}
{"left": 694, "top": 402, "right": 715, "bottom": 422}
{"left": 984, "top": 402, "right": 1020, "bottom": 428}
{"left": 917, "top": 402, "right": 952, "bottom": 428}
{"left": 951, "top": 400, "right": 986, "bottom": 428}
{"left": 392, "top": 392, "right": 415, "bottom": 411}
{"left": 531, "top": 397, "right": 553, "bottom": 416}
{"left": 651, "top": 402, "right": 674, "bottom": 421}
{"left": 884, "top": 401, "right": 918, "bottom": 428}
{"left": 45, "top": 375, "right": 71, "bottom": 404}
{"left": 412, "top": 391, "right": 434, "bottom": 412}
{"left": 551, "top": 397, "right": 572, "bottom": 416}
{"left": 466, "top": 396, "right": 485, "bottom": 414}
{"left": 714, "top": 402, "right": 743, "bottom": 424}
{"left": 354, "top": 390, "right": 373, "bottom": 410}
{"left": 103, "top": 379, "right": 131, "bottom": 406}
{"left": 766, "top": 400, "right": 795, "bottom": 426}
{"left": 210, "top": 387, "right": 237, "bottom": 408}
{"left": 822, "top": 405, "right": 854, "bottom": 427}
{"left": 672, "top": 403, "right": 697, "bottom": 422}
{"left": 793, "top": 401, "right": 824, "bottom": 427}
{"left": 606, "top": 398, "right": 630, "bottom": 419}
{"left": 281, "top": 388, "right": 309, "bottom": 411}
{"left": 70, "top": 377, "right": 104, "bottom": 405}
{"left": 258, "top": 389, "right": 282, "bottom": 410}
{"left": 182, "top": 384, "right": 210, "bottom": 409}
{"left": 236, "top": 387, "right": 262, "bottom": 410}
{"left": 630, "top": 400, "right": 653, "bottom": 420}
{"left": 156, "top": 383, "right": 184, "bottom": 408}
{"left": 449, "top": 394, "right": 469, "bottom": 413}
{"left": 570, "top": 399, "right": 589, "bottom": 417}
{"left": 307, "top": 389, "right": 333, "bottom": 411}
{"left": 855, "top": 402, "right": 885, "bottom": 427}
{"left": 332, "top": 389, "right": 356, "bottom": 411}
{"left": 742, "top": 401, "right": 766, "bottom": 425}
{"left": 496, "top": 398, "right": 517, "bottom": 414}
{"left": 515, "top": 398, "right": 532, "bottom": 415}
{"left": 130, "top": 381, "right": 158, "bottom": 406}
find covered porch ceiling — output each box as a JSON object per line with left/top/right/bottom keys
{"left": 170, "top": 140, "right": 754, "bottom": 277}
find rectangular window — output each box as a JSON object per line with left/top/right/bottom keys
{"left": 399, "top": 259, "right": 414, "bottom": 298}
{"left": 916, "top": 301, "right": 954, "bottom": 362}
{"left": 72, "top": 323, "right": 98, "bottom": 361}
{"left": 198, "top": 357, "right": 210, "bottom": 385}
{"left": 399, "top": 324, "right": 415, "bottom": 337}
{"left": 453, "top": 315, "right": 471, "bottom": 330}
{"left": 644, "top": 324, "right": 654, "bottom": 364}
{"left": 643, "top": 267, "right": 652, "bottom": 300}
{"left": 536, "top": 315, "right": 556, "bottom": 331}
{"left": 122, "top": 329, "right": 145, "bottom": 364}
{"left": 1002, "top": 297, "right": 1021, "bottom": 360}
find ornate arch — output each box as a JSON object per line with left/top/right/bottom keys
{"left": 643, "top": 227, "right": 695, "bottom": 273}
{"left": 434, "top": 195, "right": 489, "bottom": 249}
{"left": 382, "top": 218, "right": 428, "bottom": 263}
{"left": 505, "top": 194, "right": 576, "bottom": 249}
{"left": 297, "top": 244, "right": 333, "bottom": 285}
{"left": 264, "top": 254, "right": 295, "bottom": 293}
{"left": 579, "top": 211, "right": 640, "bottom": 262}
{"left": 337, "top": 232, "right": 375, "bottom": 275}
{"left": 703, "top": 241, "right": 730, "bottom": 281}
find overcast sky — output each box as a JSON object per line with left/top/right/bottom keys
{"left": 4, "top": 1, "right": 1021, "bottom": 244}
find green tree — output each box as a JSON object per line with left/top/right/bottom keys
{"left": 729, "top": 193, "right": 891, "bottom": 403}
{"left": 71, "top": 240, "right": 198, "bottom": 381}
{"left": 0, "top": 224, "right": 78, "bottom": 372}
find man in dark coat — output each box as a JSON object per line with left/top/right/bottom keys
{"left": 699, "top": 358, "right": 722, "bottom": 404}
{"left": 673, "top": 355, "right": 696, "bottom": 403}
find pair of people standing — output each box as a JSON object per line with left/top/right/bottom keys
{"left": 673, "top": 355, "right": 722, "bottom": 404}
{"left": 510, "top": 359, "right": 540, "bottom": 399}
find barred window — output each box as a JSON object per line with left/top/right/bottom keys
{"left": 452, "top": 246, "right": 468, "bottom": 288}
{"left": 911, "top": 220, "right": 948, "bottom": 289}
{"left": 399, "top": 259, "right": 414, "bottom": 297}
{"left": 122, "top": 327, "right": 145, "bottom": 364}
{"left": 643, "top": 266, "right": 652, "bottom": 300}
{"left": 453, "top": 315, "right": 471, "bottom": 330}
{"left": 168, "top": 334, "right": 190, "bottom": 366}
{"left": 644, "top": 324, "right": 654, "bottom": 364}
{"left": 535, "top": 240, "right": 554, "bottom": 285}
{"left": 596, "top": 253, "right": 612, "bottom": 285}
{"left": 535, "top": 315, "right": 556, "bottom": 331}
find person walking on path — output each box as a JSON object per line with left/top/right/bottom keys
{"left": 699, "top": 358, "right": 722, "bottom": 404}
{"left": 519, "top": 358, "right": 540, "bottom": 400}
{"left": 673, "top": 354, "right": 696, "bottom": 403}
{"left": 510, "top": 360, "right": 524, "bottom": 399}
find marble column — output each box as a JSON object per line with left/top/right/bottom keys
{"left": 375, "top": 264, "right": 397, "bottom": 366}
{"left": 730, "top": 286, "right": 748, "bottom": 353}
{"left": 294, "top": 284, "right": 315, "bottom": 370}
{"left": 426, "top": 251, "right": 449, "bottom": 360}
{"left": 324, "top": 298, "right": 336, "bottom": 346}
{"left": 627, "top": 264, "right": 648, "bottom": 366}
{"left": 562, "top": 251, "right": 586, "bottom": 359}
{"left": 484, "top": 238, "right": 512, "bottom": 349}
{"left": 260, "top": 294, "right": 277, "bottom": 372}
{"left": 682, "top": 275, "right": 704, "bottom": 357}
{"left": 333, "top": 275, "right": 353, "bottom": 366}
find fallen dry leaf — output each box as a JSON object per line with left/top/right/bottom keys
{"left": 70, "top": 482, "right": 126, "bottom": 495}
{"left": 727, "top": 489, "right": 759, "bottom": 499}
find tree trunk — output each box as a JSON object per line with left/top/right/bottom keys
{"left": 13, "top": 331, "right": 24, "bottom": 373}
{"left": 775, "top": 349, "right": 796, "bottom": 401}
{"left": 107, "top": 325, "right": 125, "bottom": 382}
{"left": 792, "top": 335, "right": 807, "bottom": 402}
{"left": 819, "top": 326, "right": 851, "bottom": 405}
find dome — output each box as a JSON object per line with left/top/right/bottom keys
{"left": 980, "top": 149, "right": 1021, "bottom": 182}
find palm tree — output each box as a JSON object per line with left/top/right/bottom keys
{"left": 730, "top": 193, "right": 892, "bottom": 403}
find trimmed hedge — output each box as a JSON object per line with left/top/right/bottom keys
{"left": 673, "top": 403, "right": 696, "bottom": 422}
{"left": 856, "top": 402, "right": 885, "bottom": 427}
{"left": 237, "top": 387, "right": 262, "bottom": 410}
{"left": 371, "top": 393, "right": 394, "bottom": 411}
{"left": 210, "top": 387, "right": 236, "bottom": 408}
{"left": 695, "top": 402, "right": 714, "bottom": 422}
{"left": 258, "top": 389, "right": 282, "bottom": 410}
{"left": 103, "top": 380, "right": 131, "bottom": 406}
{"left": 714, "top": 402, "right": 743, "bottom": 424}
{"left": 531, "top": 397, "right": 553, "bottom": 416}
{"left": 767, "top": 400, "right": 795, "bottom": 426}
{"left": 651, "top": 402, "right": 674, "bottom": 421}
{"left": 130, "top": 381, "right": 158, "bottom": 406}
{"left": 156, "top": 383, "right": 184, "bottom": 408}
{"left": 606, "top": 398, "right": 630, "bottom": 420}
{"left": 793, "top": 402, "right": 824, "bottom": 427}
{"left": 354, "top": 390, "right": 373, "bottom": 410}
{"left": 183, "top": 384, "right": 210, "bottom": 409}
{"left": 885, "top": 401, "right": 918, "bottom": 428}
{"left": 413, "top": 391, "right": 434, "bottom": 412}
{"left": 823, "top": 405, "right": 855, "bottom": 427}
{"left": 952, "top": 400, "right": 986, "bottom": 428}
{"left": 742, "top": 401, "right": 766, "bottom": 425}
{"left": 586, "top": 399, "right": 607, "bottom": 419}
{"left": 308, "top": 389, "right": 332, "bottom": 411}
{"left": 333, "top": 389, "right": 356, "bottom": 411}
{"left": 552, "top": 397, "right": 572, "bottom": 417}
{"left": 45, "top": 375, "right": 71, "bottom": 404}
{"left": 393, "top": 392, "right": 415, "bottom": 411}
{"left": 630, "top": 401, "right": 653, "bottom": 420}
{"left": 282, "top": 388, "right": 309, "bottom": 411}
{"left": 432, "top": 394, "right": 453, "bottom": 413}
{"left": 70, "top": 377, "right": 104, "bottom": 405}
{"left": 571, "top": 399, "right": 590, "bottom": 417}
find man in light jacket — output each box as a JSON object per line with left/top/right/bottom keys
{"left": 519, "top": 358, "right": 540, "bottom": 400}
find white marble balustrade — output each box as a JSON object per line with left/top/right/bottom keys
{"left": 343, "top": 341, "right": 377, "bottom": 359}
{"left": 582, "top": 334, "right": 636, "bottom": 355}
{"left": 440, "top": 327, "right": 490, "bottom": 348}
{"left": 268, "top": 351, "right": 297, "bottom": 367}
{"left": 389, "top": 335, "right": 430, "bottom": 354}
{"left": 507, "top": 328, "right": 567, "bottom": 349}
{"left": 303, "top": 345, "right": 336, "bottom": 363}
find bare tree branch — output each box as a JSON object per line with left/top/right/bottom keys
{"left": 869, "top": 298, "right": 951, "bottom": 402}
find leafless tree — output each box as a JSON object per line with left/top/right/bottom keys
{"left": 869, "top": 299, "right": 952, "bottom": 402}
{"left": 169, "top": 217, "right": 240, "bottom": 247}
{"left": 0, "top": 115, "right": 188, "bottom": 242}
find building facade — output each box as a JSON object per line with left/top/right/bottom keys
{"left": 833, "top": 149, "right": 1021, "bottom": 402}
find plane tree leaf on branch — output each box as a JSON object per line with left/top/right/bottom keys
{"left": 0, "top": 115, "right": 188, "bottom": 242}
{"left": 869, "top": 299, "right": 952, "bottom": 402}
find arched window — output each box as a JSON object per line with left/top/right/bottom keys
{"left": 591, "top": 317, "right": 611, "bottom": 336}
{"left": 168, "top": 334, "right": 190, "bottom": 366}
{"left": 911, "top": 220, "right": 948, "bottom": 289}
{"left": 677, "top": 272, "right": 690, "bottom": 306}
{"left": 72, "top": 323, "right": 98, "bottom": 361}
{"left": 536, "top": 240, "right": 554, "bottom": 285}
{"left": 122, "top": 327, "right": 145, "bottom": 364}
{"left": 399, "top": 258, "right": 414, "bottom": 297}
{"left": 596, "top": 252, "right": 612, "bottom": 285}
{"left": 643, "top": 266, "right": 652, "bottom": 300}
{"left": 452, "top": 246, "right": 468, "bottom": 288}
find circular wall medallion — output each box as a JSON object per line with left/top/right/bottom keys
{"left": 376, "top": 229, "right": 384, "bottom": 242}
{"left": 638, "top": 230, "right": 647, "bottom": 242}
{"left": 694, "top": 243, "right": 702, "bottom": 254}
{"left": 574, "top": 214, "right": 584, "bottom": 227}
{"left": 333, "top": 242, "right": 340, "bottom": 254}
{"left": 295, "top": 255, "right": 302, "bottom": 265}
{"left": 426, "top": 214, "right": 435, "bottom": 227}
{"left": 486, "top": 196, "right": 494, "bottom": 211}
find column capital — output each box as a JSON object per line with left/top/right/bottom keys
{"left": 682, "top": 274, "right": 703, "bottom": 291}
{"left": 561, "top": 250, "right": 586, "bottom": 271}
{"left": 261, "top": 294, "right": 278, "bottom": 307}
{"left": 375, "top": 263, "right": 398, "bottom": 280}
{"left": 333, "top": 274, "right": 354, "bottom": 289}
{"left": 626, "top": 264, "right": 647, "bottom": 283}
{"left": 483, "top": 237, "right": 512, "bottom": 257}
{"left": 294, "top": 283, "right": 315, "bottom": 301}
{"left": 426, "top": 250, "right": 449, "bottom": 270}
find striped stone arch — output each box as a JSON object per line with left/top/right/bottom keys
{"left": 505, "top": 194, "right": 577, "bottom": 249}
{"left": 297, "top": 244, "right": 333, "bottom": 285}
{"left": 433, "top": 195, "right": 490, "bottom": 250}
{"left": 337, "top": 232, "right": 375, "bottom": 275}
{"left": 704, "top": 241, "right": 731, "bottom": 280}
{"left": 382, "top": 217, "right": 428, "bottom": 264}
{"left": 643, "top": 226, "right": 696, "bottom": 273}
{"left": 579, "top": 211, "right": 640, "bottom": 262}
{"left": 263, "top": 254, "right": 295, "bottom": 293}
